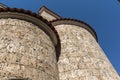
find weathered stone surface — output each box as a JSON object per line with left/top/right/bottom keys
{"left": 40, "top": 11, "right": 57, "bottom": 21}
{"left": 55, "top": 24, "right": 120, "bottom": 80}
{"left": 0, "top": 19, "right": 58, "bottom": 80}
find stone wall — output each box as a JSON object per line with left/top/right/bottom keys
{"left": 0, "top": 19, "right": 58, "bottom": 80}
{"left": 55, "top": 24, "right": 120, "bottom": 80}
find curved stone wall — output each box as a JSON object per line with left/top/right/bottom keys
{"left": 54, "top": 24, "right": 120, "bottom": 80}
{"left": 0, "top": 19, "right": 58, "bottom": 80}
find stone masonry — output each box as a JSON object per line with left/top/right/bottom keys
{"left": 0, "top": 19, "right": 58, "bottom": 80}
{"left": 55, "top": 24, "right": 120, "bottom": 80}
{"left": 0, "top": 4, "right": 119, "bottom": 80}
{"left": 39, "top": 6, "right": 120, "bottom": 80}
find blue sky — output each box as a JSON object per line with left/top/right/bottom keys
{"left": 0, "top": 0, "right": 120, "bottom": 75}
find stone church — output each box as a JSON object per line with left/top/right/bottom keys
{"left": 0, "top": 3, "right": 119, "bottom": 80}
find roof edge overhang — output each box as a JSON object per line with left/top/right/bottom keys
{"left": 50, "top": 18, "right": 98, "bottom": 42}
{"left": 0, "top": 8, "right": 61, "bottom": 61}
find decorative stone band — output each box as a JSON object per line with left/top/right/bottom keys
{"left": 0, "top": 8, "right": 61, "bottom": 61}
{"left": 51, "top": 18, "right": 98, "bottom": 42}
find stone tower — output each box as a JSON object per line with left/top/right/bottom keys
{"left": 39, "top": 6, "right": 120, "bottom": 80}
{"left": 0, "top": 4, "right": 60, "bottom": 80}
{"left": 0, "top": 4, "right": 119, "bottom": 80}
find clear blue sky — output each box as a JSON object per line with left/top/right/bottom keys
{"left": 0, "top": 0, "right": 120, "bottom": 75}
